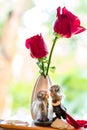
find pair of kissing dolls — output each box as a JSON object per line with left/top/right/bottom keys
{"left": 32, "top": 85, "right": 66, "bottom": 123}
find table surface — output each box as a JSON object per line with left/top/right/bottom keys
{"left": 0, "top": 119, "right": 85, "bottom": 130}
{"left": 0, "top": 123, "right": 85, "bottom": 130}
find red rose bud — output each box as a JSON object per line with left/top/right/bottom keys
{"left": 25, "top": 34, "right": 48, "bottom": 58}
{"left": 54, "top": 7, "right": 86, "bottom": 38}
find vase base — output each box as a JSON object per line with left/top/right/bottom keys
{"left": 33, "top": 119, "right": 52, "bottom": 126}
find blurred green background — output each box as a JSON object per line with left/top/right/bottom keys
{"left": 0, "top": 0, "right": 87, "bottom": 119}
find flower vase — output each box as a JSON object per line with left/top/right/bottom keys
{"left": 31, "top": 75, "right": 53, "bottom": 126}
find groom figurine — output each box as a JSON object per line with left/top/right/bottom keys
{"left": 50, "top": 85, "right": 66, "bottom": 120}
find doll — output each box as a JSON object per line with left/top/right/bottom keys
{"left": 37, "top": 90, "right": 49, "bottom": 122}
{"left": 31, "top": 90, "right": 49, "bottom": 122}
{"left": 50, "top": 85, "right": 66, "bottom": 120}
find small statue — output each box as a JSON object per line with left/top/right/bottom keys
{"left": 37, "top": 90, "right": 49, "bottom": 122}
{"left": 31, "top": 90, "right": 49, "bottom": 122}
{"left": 50, "top": 85, "right": 66, "bottom": 120}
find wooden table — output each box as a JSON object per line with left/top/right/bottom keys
{"left": 25, "top": 126, "right": 84, "bottom": 130}
{"left": 0, "top": 123, "right": 85, "bottom": 130}
{"left": 0, "top": 119, "right": 85, "bottom": 130}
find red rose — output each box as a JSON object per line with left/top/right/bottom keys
{"left": 54, "top": 7, "right": 86, "bottom": 38}
{"left": 25, "top": 34, "right": 48, "bottom": 58}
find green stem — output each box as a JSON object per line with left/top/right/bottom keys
{"left": 46, "top": 36, "right": 58, "bottom": 76}
{"left": 42, "top": 60, "right": 45, "bottom": 77}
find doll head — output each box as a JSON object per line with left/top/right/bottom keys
{"left": 50, "top": 85, "right": 62, "bottom": 103}
{"left": 37, "top": 90, "right": 49, "bottom": 101}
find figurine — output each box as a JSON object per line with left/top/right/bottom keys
{"left": 31, "top": 90, "right": 49, "bottom": 122}
{"left": 50, "top": 85, "right": 66, "bottom": 120}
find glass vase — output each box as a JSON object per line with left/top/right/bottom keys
{"left": 31, "top": 75, "right": 53, "bottom": 126}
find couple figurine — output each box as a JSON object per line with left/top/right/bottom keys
{"left": 31, "top": 84, "right": 66, "bottom": 126}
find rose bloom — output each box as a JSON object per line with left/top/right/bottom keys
{"left": 25, "top": 34, "right": 48, "bottom": 58}
{"left": 54, "top": 7, "right": 86, "bottom": 38}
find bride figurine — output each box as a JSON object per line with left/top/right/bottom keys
{"left": 31, "top": 90, "right": 49, "bottom": 124}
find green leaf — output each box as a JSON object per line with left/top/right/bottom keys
{"left": 50, "top": 66, "right": 56, "bottom": 72}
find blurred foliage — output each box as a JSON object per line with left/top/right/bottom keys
{"left": 77, "top": 0, "right": 87, "bottom": 14}
{"left": 0, "top": 0, "right": 87, "bottom": 117}
{"left": 62, "top": 70, "right": 87, "bottom": 114}
{"left": 9, "top": 81, "right": 34, "bottom": 114}
{"left": 49, "top": 72, "right": 87, "bottom": 117}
